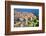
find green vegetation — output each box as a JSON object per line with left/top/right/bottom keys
{"left": 28, "top": 16, "right": 39, "bottom": 27}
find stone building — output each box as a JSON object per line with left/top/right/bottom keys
{"left": 14, "top": 12, "right": 36, "bottom": 27}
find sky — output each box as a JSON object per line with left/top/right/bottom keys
{"left": 14, "top": 8, "right": 39, "bottom": 17}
